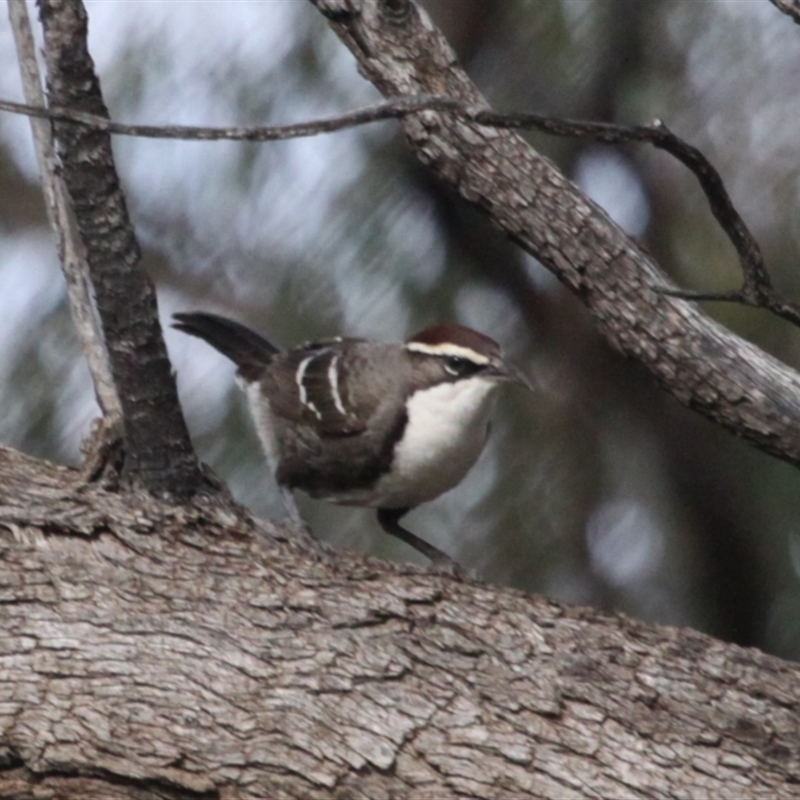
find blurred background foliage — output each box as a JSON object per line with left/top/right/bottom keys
{"left": 2, "top": 0, "right": 800, "bottom": 657}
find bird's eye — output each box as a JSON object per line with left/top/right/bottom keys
{"left": 444, "top": 356, "right": 469, "bottom": 376}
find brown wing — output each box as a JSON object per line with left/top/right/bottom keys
{"left": 264, "top": 340, "right": 370, "bottom": 437}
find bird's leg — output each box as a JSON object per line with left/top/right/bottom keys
{"left": 279, "top": 487, "right": 303, "bottom": 526}
{"left": 376, "top": 508, "right": 460, "bottom": 571}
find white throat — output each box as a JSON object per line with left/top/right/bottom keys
{"left": 370, "top": 376, "right": 499, "bottom": 509}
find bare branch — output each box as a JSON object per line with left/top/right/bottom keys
{"left": 657, "top": 285, "right": 800, "bottom": 328}
{"left": 471, "top": 111, "right": 800, "bottom": 328}
{"left": 769, "top": 0, "right": 800, "bottom": 25}
{"left": 36, "top": 0, "right": 204, "bottom": 498}
{"left": 7, "top": 0, "right": 121, "bottom": 423}
{"left": 0, "top": 93, "right": 464, "bottom": 141}
{"left": 304, "top": 0, "right": 800, "bottom": 470}
{"left": 3, "top": 94, "right": 796, "bottom": 327}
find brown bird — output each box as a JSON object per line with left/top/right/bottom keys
{"left": 173, "top": 312, "right": 529, "bottom": 566}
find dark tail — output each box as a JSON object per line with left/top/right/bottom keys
{"left": 172, "top": 312, "right": 279, "bottom": 380}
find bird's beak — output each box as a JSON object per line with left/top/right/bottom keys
{"left": 489, "top": 358, "right": 535, "bottom": 391}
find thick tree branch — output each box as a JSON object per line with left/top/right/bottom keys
{"left": 0, "top": 444, "right": 798, "bottom": 799}
{"left": 306, "top": 0, "right": 800, "bottom": 470}
{"left": 37, "top": 0, "right": 203, "bottom": 498}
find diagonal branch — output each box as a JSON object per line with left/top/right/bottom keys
{"left": 306, "top": 0, "right": 800, "bottom": 469}
{"left": 769, "top": 0, "right": 800, "bottom": 25}
{"left": 36, "top": 0, "right": 204, "bottom": 498}
{"left": 7, "top": 0, "right": 121, "bottom": 422}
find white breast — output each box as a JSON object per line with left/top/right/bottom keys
{"left": 244, "top": 380, "right": 281, "bottom": 470}
{"left": 368, "top": 377, "right": 498, "bottom": 509}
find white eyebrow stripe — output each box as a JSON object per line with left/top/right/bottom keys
{"left": 328, "top": 355, "right": 347, "bottom": 416}
{"left": 295, "top": 355, "right": 323, "bottom": 420}
{"left": 405, "top": 341, "right": 490, "bottom": 364}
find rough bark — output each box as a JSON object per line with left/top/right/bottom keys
{"left": 3, "top": 1, "right": 800, "bottom": 798}
{"left": 310, "top": 0, "right": 800, "bottom": 472}
{"left": 38, "top": 0, "right": 202, "bottom": 498}
{"left": 1, "top": 444, "right": 799, "bottom": 799}
{"left": 9, "top": 0, "right": 121, "bottom": 422}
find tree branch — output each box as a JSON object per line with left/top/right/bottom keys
{"left": 769, "top": 0, "right": 800, "bottom": 25}
{"left": 1, "top": 444, "right": 798, "bottom": 798}
{"left": 304, "top": 0, "right": 800, "bottom": 470}
{"left": 7, "top": 0, "right": 121, "bottom": 422}
{"left": 472, "top": 110, "right": 800, "bottom": 328}
{"left": 2, "top": 90, "right": 798, "bottom": 327}
{"left": 0, "top": 92, "right": 464, "bottom": 141}
{"left": 37, "top": 0, "right": 203, "bottom": 498}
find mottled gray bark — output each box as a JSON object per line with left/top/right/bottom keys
{"left": 310, "top": 0, "right": 800, "bottom": 471}
{"left": 1, "top": 445, "right": 799, "bottom": 799}
{"left": 38, "top": 0, "right": 202, "bottom": 498}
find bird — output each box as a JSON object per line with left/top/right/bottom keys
{"left": 172, "top": 311, "right": 530, "bottom": 567}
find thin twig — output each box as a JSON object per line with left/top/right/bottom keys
{"left": 2, "top": 93, "right": 797, "bottom": 327}
{"left": 0, "top": 94, "right": 464, "bottom": 141}
{"left": 472, "top": 114, "right": 769, "bottom": 288}
{"left": 471, "top": 110, "right": 800, "bottom": 328}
